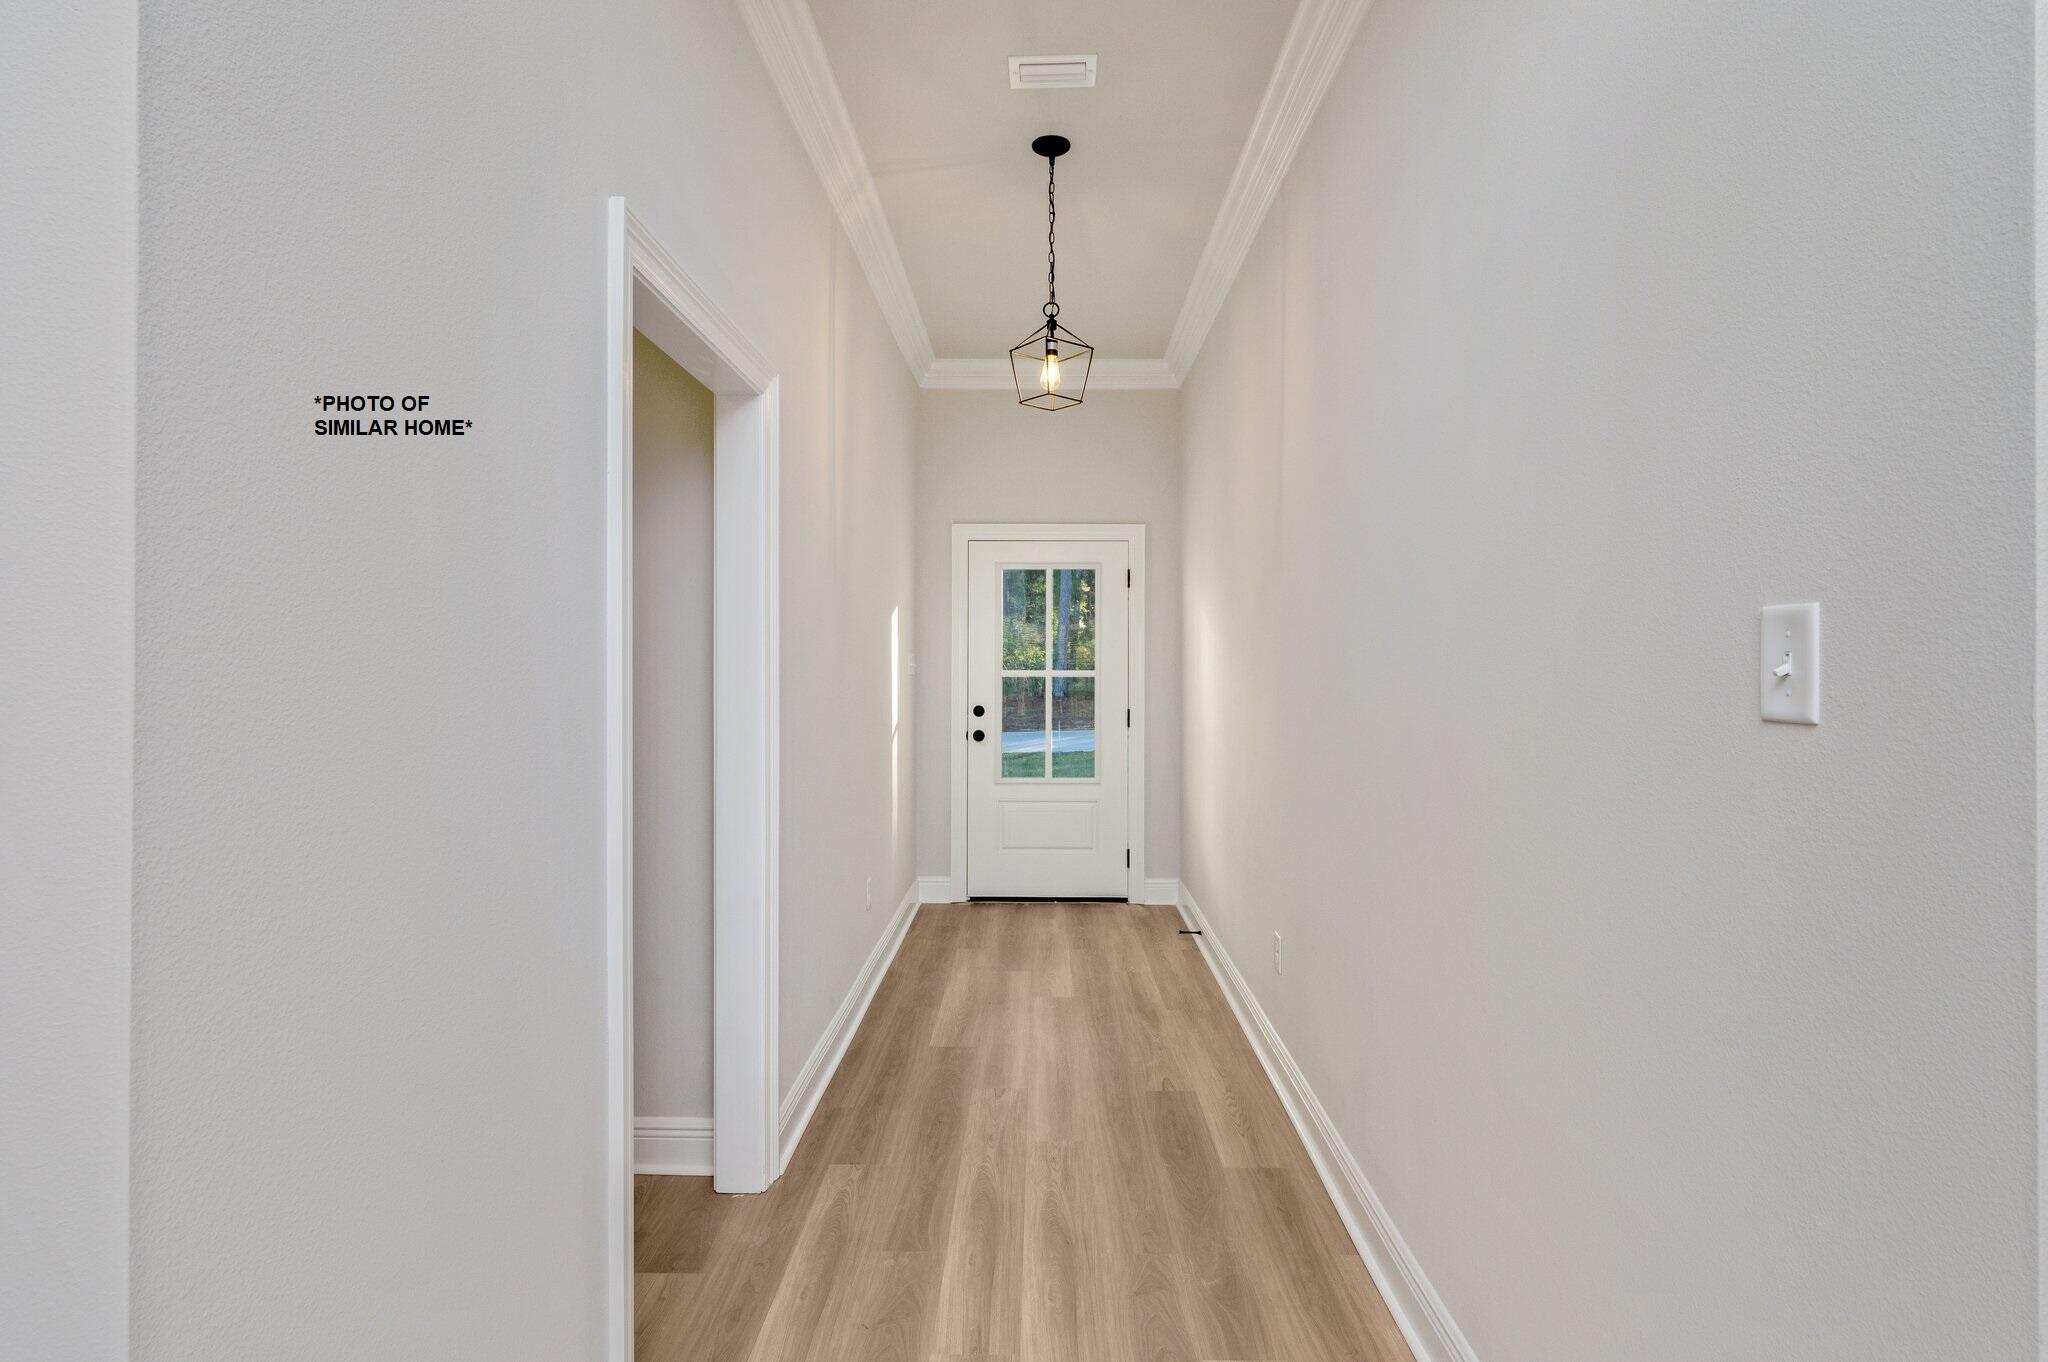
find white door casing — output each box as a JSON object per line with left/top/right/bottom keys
{"left": 606, "top": 199, "right": 781, "bottom": 1362}
{"left": 966, "top": 539, "right": 1130, "bottom": 898}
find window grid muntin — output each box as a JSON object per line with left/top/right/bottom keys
{"left": 997, "top": 565, "right": 1100, "bottom": 782}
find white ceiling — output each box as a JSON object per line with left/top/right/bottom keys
{"left": 806, "top": 0, "right": 1301, "bottom": 362}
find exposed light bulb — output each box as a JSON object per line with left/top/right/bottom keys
{"left": 1040, "top": 348, "right": 1062, "bottom": 393}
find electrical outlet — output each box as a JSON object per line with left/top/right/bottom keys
{"left": 1272, "top": 931, "right": 1283, "bottom": 975}
{"left": 865, "top": 877, "right": 873, "bottom": 912}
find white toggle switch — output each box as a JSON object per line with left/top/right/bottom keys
{"left": 1760, "top": 602, "right": 1820, "bottom": 725}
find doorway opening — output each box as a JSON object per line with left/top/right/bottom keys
{"left": 605, "top": 199, "right": 781, "bottom": 1362}
{"left": 629, "top": 334, "right": 714, "bottom": 1181}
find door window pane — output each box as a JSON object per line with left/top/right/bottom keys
{"left": 1049, "top": 568, "right": 1095, "bottom": 670}
{"left": 1003, "top": 569, "right": 1047, "bottom": 670}
{"left": 1050, "top": 677, "right": 1096, "bottom": 779}
{"left": 1001, "top": 675, "right": 1047, "bottom": 778}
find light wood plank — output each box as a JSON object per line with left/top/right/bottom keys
{"left": 635, "top": 903, "right": 1413, "bottom": 1362}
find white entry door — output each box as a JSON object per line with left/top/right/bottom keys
{"left": 966, "top": 539, "right": 1130, "bottom": 898}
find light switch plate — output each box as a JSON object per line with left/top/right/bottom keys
{"left": 1760, "top": 603, "right": 1820, "bottom": 725}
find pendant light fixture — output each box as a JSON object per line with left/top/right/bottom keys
{"left": 1010, "top": 134, "right": 1092, "bottom": 410}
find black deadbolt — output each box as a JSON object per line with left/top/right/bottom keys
{"left": 972, "top": 729, "right": 986, "bottom": 742}
{"left": 972, "top": 703, "right": 985, "bottom": 717}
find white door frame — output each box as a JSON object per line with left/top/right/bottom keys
{"left": 606, "top": 199, "right": 781, "bottom": 1362}
{"left": 949, "top": 523, "right": 1147, "bottom": 902}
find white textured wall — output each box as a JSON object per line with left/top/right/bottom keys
{"left": 133, "top": 2, "right": 916, "bottom": 1356}
{"left": 631, "top": 334, "right": 714, "bottom": 1124}
{"left": 1180, "top": 3, "right": 2035, "bottom": 1359}
{"left": 913, "top": 390, "right": 1182, "bottom": 885}
{"left": 2038, "top": 0, "right": 2048, "bottom": 1342}
{"left": 0, "top": 3, "right": 134, "bottom": 1359}
{"left": 779, "top": 224, "right": 919, "bottom": 1087}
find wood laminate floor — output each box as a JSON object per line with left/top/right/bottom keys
{"left": 634, "top": 902, "right": 1411, "bottom": 1362}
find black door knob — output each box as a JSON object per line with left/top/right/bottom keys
{"left": 972, "top": 703, "right": 985, "bottom": 717}
{"left": 972, "top": 729, "right": 986, "bottom": 742}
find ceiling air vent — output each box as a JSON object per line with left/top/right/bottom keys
{"left": 1009, "top": 55, "right": 1098, "bottom": 90}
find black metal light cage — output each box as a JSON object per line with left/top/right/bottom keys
{"left": 1009, "top": 318, "right": 1093, "bottom": 411}
{"left": 1009, "top": 135, "right": 1092, "bottom": 410}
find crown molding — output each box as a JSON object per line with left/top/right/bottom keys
{"left": 921, "top": 357, "right": 1180, "bottom": 391}
{"left": 1163, "top": 0, "right": 1372, "bottom": 383}
{"left": 739, "top": 0, "right": 936, "bottom": 377}
{"left": 743, "top": 0, "right": 1366, "bottom": 391}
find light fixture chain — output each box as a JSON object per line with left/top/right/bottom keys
{"left": 1045, "top": 153, "right": 1058, "bottom": 321}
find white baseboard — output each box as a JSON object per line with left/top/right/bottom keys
{"left": 922, "top": 874, "right": 1176, "bottom": 904}
{"left": 1175, "top": 883, "right": 1479, "bottom": 1362}
{"left": 778, "top": 881, "right": 922, "bottom": 1171}
{"left": 633, "top": 1116, "right": 714, "bottom": 1176}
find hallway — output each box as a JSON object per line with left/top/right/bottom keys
{"left": 633, "top": 903, "right": 1410, "bottom": 1361}
{"left": 18, "top": 1, "right": 2041, "bottom": 1358}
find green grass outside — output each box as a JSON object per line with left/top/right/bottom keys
{"left": 1002, "top": 749, "right": 1097, "bottom": 779}
{"left": 1051, "top": 750, "right": 1096, "bottom": 778}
